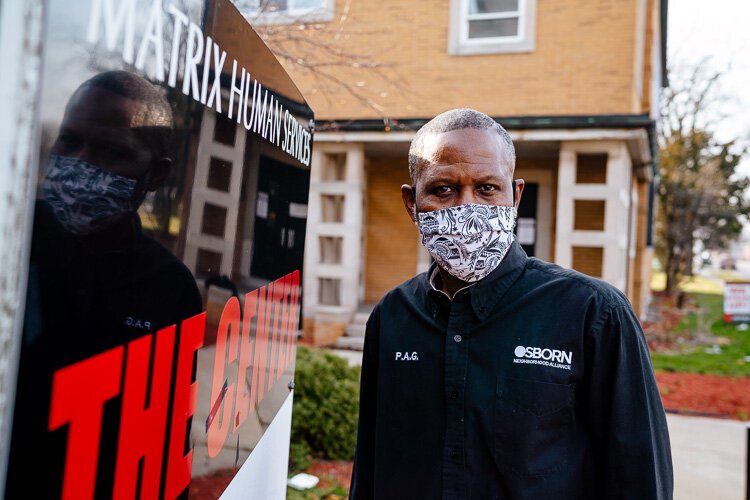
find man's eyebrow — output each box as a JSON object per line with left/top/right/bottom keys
{"left": 74, "top": 124, "right": 141, "bottom": 149}
{"left": 422, "top": 174, "right": 505, "bottom": 184}
{"left": 472, "top": 175, "right": 506, "bottom": 184}
{"left": 421, "top": 175, "right": 457, "bottom": 185}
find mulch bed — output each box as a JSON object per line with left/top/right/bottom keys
{"left": 305, "top": 460, "right": 354, "bottom": 491}
{"left": 644, "top": 292, "right": 750, "bottom": 420}
{"left": 188, "top": 468, "right": 239, "bottom": 499}
{"left": 656, "top": 371, "right": 750, "bottom": 420}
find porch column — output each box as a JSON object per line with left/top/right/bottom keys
{"left": 555, "top": 141, "right": 632, "bottom": 291}
{"left": 302, "top": 143, "right": 365, "bottom": 344}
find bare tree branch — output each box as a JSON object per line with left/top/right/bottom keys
{"left": 656, "top": 60, "right": 749, "bottom": 296}
{"left": 235, "top": 0, "right": 408, "bottom": 118}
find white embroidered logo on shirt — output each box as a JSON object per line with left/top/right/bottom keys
{"left": 395, "top": 352, "right": 419, "bottom": 361}
{"left": 513, "top": 345, "right": 572, "bottom": 370}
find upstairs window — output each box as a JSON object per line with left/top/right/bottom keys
{"left": 449, "top": 0, "right": 536, "bottom": 55}
{"left": 240, "top": 0, "right": 334, "bottom": 24}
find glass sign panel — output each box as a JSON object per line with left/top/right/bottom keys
{"left": 6, "top": 0, "right": 313, "bottom": 498}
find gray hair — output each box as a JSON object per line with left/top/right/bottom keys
{"left": 408, "top": 108, "right": 515, "bottom": 183}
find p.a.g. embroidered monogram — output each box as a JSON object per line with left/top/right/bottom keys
{"left": 395, "top": 352, "right": 419, "bottom": 361}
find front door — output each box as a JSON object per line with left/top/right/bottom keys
{"left": 516, "top": 182, "right": 538, "bottom": 257}
{"left": 251, "top": 155, "right": 309, "bottom": 280}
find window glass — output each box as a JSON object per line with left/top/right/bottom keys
{"left": 450, "top": 0, "right": 535, "bottom": 54}
{"left": 468, "top": 18, "right": 519, "bottom": 38}
{"left": 249, "top": 0, "right": 323, "bottom": 12}
{"left": 294, "top": 0, "right": 325, "bottom": 10}
{"left": 469, "top": 0, "right": 518, "bottom": 14}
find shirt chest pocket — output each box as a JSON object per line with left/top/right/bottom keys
{"left": 493, "top": 376, "right": 575, "bottom": 478}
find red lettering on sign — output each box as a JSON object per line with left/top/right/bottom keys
{"left": 268, "top": 275, "right": 285, "bottom": 389}
{"left": 247, "top": 286, "right": 264, "bottom": 418}
{"left": 113, "top": 327, "right": 175, "bottom": 500}
{"left": 286, "top": 270, "right": 301, "bottom": 363}
{"left": 165, "top": 312, "right": 205, "bottom": 499}
{"left": 252, "top": 283, "right": 272, "bottom": 405}
{"left": 275, "top": 273, "right": 292, "bottom": 381}
{"left": 235, "top": 289, "right": 258, "bottom": 432}
{"left": 48, "top": 346, "right": 124, "bottom": 500}
{"left": 207, "top": 297, "right": 240, "bottom": 457}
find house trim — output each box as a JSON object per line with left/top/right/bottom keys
{"left": 315, "top": 114, "right": 657, "bottom": 177}
{"left": 314, "top": 127, "right": 653, "bottom": 171}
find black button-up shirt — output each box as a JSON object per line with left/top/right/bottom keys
{"left": 350, "top": 241, "right": 672, "bottom": 499}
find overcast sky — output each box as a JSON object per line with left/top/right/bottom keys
{"left": 668, "top": 0, "right": 750, "bottom": 150}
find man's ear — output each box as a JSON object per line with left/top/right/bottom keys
{"left": 146, "top": 157, "right": 172, "bottom": 191}
{"left": 513, "top": 179, "right": 525, "bottom": 210}
{"left": 401, "top": 184, "right": 417, "bottom": 225}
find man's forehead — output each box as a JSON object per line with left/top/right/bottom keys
{"left": 66, "top": 86, "right": 154, "bottom": 129}
{"left": 424, "top": 127, "right": 495, "bottom": 143}
{"left": 61, "top": 89, "right": 154, "bottom": 155}
{"left": 414, "top": 128, "right": 511, "bottom": 178}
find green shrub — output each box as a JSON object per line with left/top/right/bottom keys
{"left": 288, "top": 441, "right": 312, "bottom": 473}
{"left": 291, "top": 346, "right": 361, "bottom": 462}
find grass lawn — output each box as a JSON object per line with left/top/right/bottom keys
{"left": 650, "top": 271, "right": 725, "bottom": 295}
{"left": 650, "top": 292, "right": 750, "bottom": 376}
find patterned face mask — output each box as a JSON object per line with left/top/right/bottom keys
{"left": 417, "top": 203, "right": 517, "bottom": 283}
{"left": 42, "top": 155, "right": 139, "bottom": 235}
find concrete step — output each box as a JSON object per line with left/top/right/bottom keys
{"left": 351, "top": 312, "right": 371, "bottom": 325}
{"left": 329, "top": 349, "right": 363, "bottom": 367}
{"left": 345, "top": 322, "right": 367, "bottom": 338}
{"left": 334, "top": 335, "right": 365, "bottom": 351}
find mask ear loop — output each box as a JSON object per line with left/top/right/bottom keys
{"left": 512, "top": 180, "right": 517, "bottom": 206}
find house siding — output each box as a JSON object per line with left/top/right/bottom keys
{"left": 280, "top": 0, "right": 641, "bottom": 120}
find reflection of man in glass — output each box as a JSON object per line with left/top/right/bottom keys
{"left": 43, "top": 70, "right": 173, "bottom": 238}
{"left": 7, "top": 71, "right": 202, "bottom": 499}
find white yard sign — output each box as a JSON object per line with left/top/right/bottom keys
{"left": 723, "top": 282, "right": 750, "bottom": 322}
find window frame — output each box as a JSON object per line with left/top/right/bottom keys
{"left": 242, "top": 0, "right": 335, "bottom": 25}
{"left": 448, "top": 0, "right": 537, "bottom": 56}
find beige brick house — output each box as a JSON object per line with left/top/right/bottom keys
{"left": 241, "top": 0, "right": 667, "bottom": 346}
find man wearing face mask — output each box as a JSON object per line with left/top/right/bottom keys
{"left": 6, "top": 71, "right": 202, "bottom": 498}
{"left": 350, "top": 108, "right": 672, "bottom": 499}
{"left": 24, "top": 70, "right": 202, "bottom": 351}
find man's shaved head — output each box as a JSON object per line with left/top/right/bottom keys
{"left": 408, "top": 108, "right": 515, "bottom": 183}
{"left": 70, "top": 70, "right": 173, "bottom": 158}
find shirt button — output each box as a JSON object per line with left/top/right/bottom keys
{"left": 454, "top": 334, "right": 462, "bottom": 343}
{"left": 448, "top": 449, "right": 457, "bottom": 458}
{"left": 450, "top": 391, "right": 458, "bottom": 400}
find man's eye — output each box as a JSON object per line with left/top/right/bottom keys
{"left": 479, "top": 184, "right": 498, "bottom": 192}
{"left": 434, "top": 186, "right": 454, "bottom": 195}
{"left": 99, "top": 145, "right": 132, "bottom": 161}
{"left": 101, "top": 147, "right": 122, "bottom": 159}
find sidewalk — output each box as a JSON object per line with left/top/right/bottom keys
{"left": 668, "top": 413, "right": 748, "bottom": 499}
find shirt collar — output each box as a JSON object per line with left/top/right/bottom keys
{"left": 428, "top": 266, "right": 473, "bottom": 300}
{"left": 425, "top": 240, "right": 528, "bottom": 321}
